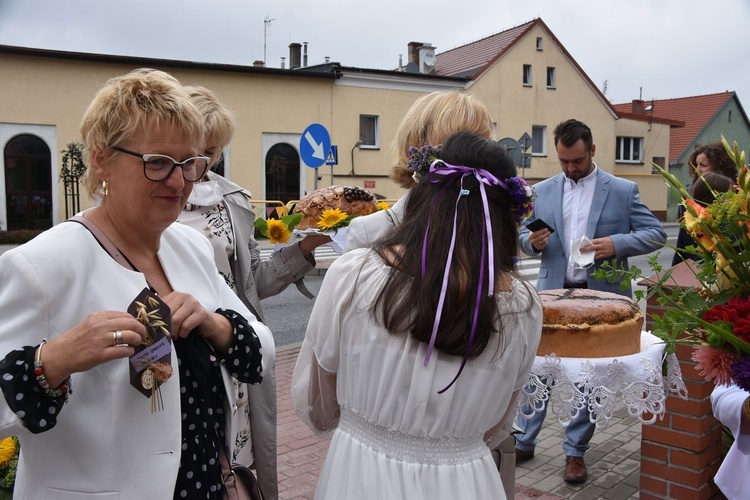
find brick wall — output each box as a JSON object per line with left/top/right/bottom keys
{"left": 638, "top": 262, "right": 724, "bottom": 499}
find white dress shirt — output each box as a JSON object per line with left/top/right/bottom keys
{"left": 562, "top": 165, "right": 598, "bottom": 284}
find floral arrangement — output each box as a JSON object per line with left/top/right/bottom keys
{"left": 254, "top": 207, "right": 357, "bottom": 245}
{"left": 316, "top": 208, "right": 354, "bottom": 231}
{"left": 595, "top": 137, "right": 750, "bottom": 390}
{"left": 254, "top": 214, "right": 302, "bottom": 245}
{"left": 504, "top": 176, "right": 535, "bottom": 223}
{"left": 407, "top": 144, "right": 441, "bottom": 182}
{"left": 0, "top": 436, "right": 18, "bottom": 497}
{"left": 407, "top": 143, "right": 535, "bottom": 224}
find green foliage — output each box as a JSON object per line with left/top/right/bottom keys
{"left": 60, "top": 142, "right": 86, "bottom": 184}
{"left": 253, "top": 213, "right": 302, "bottom": 237}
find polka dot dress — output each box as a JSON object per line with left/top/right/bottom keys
{"left": 0, "top": 308, "right": 264, "bottom": 499}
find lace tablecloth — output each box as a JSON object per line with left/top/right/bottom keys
{"left": 517, "top": 332, "right": 688, "bottom": 429}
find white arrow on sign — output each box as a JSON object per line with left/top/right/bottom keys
{"left": 305, "top": 131, "right": 326, "bottom": 160}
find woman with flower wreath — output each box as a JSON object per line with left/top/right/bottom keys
{"left": 177, "top": 85, "right": 330, "bottom": 500}
{"left": 292, "top": 130, "right": 542, "bottom": 499}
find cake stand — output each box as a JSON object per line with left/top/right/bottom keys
{"left": 517, "top": 332, "right": 688, "bottom": 428}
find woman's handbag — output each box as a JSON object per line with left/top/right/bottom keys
{"left": 220, "top": 446, "right": 265, "bottom": 500}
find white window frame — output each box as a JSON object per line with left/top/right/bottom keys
{"left": 616, "top": 136, "right": 643, "bottom": 163}
{"left": 531, "top": 125, "right": 547, "bottom": 156}
{"left": 359, "top": 115, "right": 379, "bottom": 149}
{"left": 536, "top": 37, "right": 543, "bottom": 51}
{"left": 523, "top": 64, "right": 532, "bottom": 87}
{"left": 546, "top": 67, "right": 556, "bottom": 89}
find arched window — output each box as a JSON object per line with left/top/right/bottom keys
{"left": 4, "top": 134, "right": 52, "bottom": 230}
{"left": 265, "top": 143, "right": 300, "bottom": 207}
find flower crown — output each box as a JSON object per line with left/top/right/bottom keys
{"left": 407, "top": 144, "right": 535, "bottom": 223}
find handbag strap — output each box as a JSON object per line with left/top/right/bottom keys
{"left": 68, "top": 215, "right": 136, "bottom": 271}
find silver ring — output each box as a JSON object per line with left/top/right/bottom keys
{"left": 113, "top": 330, "right": 124, "bottom": 346}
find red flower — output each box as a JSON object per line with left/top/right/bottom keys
{"left": 733, "top": 319, "right": 750, "bottom": 343}
{"left": 702, "top": 304, "right": 737, "bottom": 324}
{"left": 727, "top": 297, "right": 750, "bottom": 317}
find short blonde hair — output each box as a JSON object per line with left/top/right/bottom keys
{"left": 80, "top": 68, "right": 206, "bottom": 199}
{"left": 390, "top": 91, "right": 493, "bottom": 189}
{"left": 183, "top": 85, "right": 236, "bottom": 154}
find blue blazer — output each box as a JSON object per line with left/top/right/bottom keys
{"left": 519, "top": 168, "right": 666, "bottom": 297}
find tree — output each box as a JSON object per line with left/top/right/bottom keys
{"left": 60, "top": 142, "right": 86, "bottom": 218}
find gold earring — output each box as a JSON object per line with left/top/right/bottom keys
{"left": 102, "top": 181, "right": 108, "bottom": 197}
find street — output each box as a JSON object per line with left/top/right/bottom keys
{"left": 263, "top": 223, "right": 680, "bottom": 347}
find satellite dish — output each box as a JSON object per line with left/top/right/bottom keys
{"left": 404, "top": 61, "right": 419, "bottom": 73}
{"left": 422, "top": 50, "right": 435, "bottom": 67}
{"left": 498, "top": 137, "right": 523, "bottom": 167}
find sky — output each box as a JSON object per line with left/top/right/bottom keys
{"left": 1, "top": 0, "right": 749, "bottom": 107}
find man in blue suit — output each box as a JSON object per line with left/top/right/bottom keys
{"left": 514, "top": 119, "right": 666, "bottom": 483}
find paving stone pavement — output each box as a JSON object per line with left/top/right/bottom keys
{"left": 275, "top": 343, "right": 644, "bottom": 500}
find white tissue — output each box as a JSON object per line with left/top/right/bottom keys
{"left": 569, "top": 235, "right": 595, "bottom": 269}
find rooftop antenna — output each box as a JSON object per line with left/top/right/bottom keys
{"left": 264, "top": 16, "right": 276, "bottom": 67}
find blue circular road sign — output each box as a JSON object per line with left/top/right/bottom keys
{"left": 300, "top": 123, "right": 331, "bottom": 168}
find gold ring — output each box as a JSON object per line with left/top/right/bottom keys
{"left": 113, "top": 330, "right": 124, "bottom": 346}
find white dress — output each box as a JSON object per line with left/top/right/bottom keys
{"left": 292, "top": 249, "right": 542, "bottom": 499}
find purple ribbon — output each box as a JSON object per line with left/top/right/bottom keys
{"left": 421, "top": 160, "right": 506, "bottom": 393}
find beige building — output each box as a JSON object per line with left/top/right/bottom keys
{"left": 0, "top": 18, "right": 673, "bottom": 231}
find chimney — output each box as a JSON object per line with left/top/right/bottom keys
{"left": 407, "top": 42, "right": 421, "bottom": 66}
{"left": 280, "top": 57, "right": 286, "bottom": 69}
{"left": 253, "top": 60, "right": 265, "bottom": 68}
{"left": 303, "top": 42, "right": 308, "bottom": 67}
{"left": 632, "top": 99, "right": 645, "bottom": 115}
{"left": 289, "top": 43, "right": 302, "bottom": 69}
{"left": 398, "top": 54, "right": 403, "bottom": 70}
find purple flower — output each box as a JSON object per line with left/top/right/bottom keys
{"left": 731, "top": 356, "right": 750, "bottom": 392}
{"left": 407, "top": 144, "right": 441, "bottom": 173}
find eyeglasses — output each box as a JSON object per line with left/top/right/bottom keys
{"left": 109, "top": 146, "right": 210, "bottom": 182}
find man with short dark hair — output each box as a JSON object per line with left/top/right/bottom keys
{"left": 514, "top": 119, "right": 666, "bottom": 483}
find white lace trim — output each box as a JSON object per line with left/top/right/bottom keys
{"left": 338, "top": 406, "right": 488, "bottom": 466}
{"left": 518, "top": 332, "right": 688, "bottom": 429}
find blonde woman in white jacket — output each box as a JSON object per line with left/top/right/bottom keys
{"left": 0, "top": 69, "right": 271, "bottom": 499}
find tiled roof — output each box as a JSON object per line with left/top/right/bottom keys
{"left": 434, "top": 18, "right": 617, "bottom": 117}
{"left": 435, "top": 20, "right": 535, "bottom": 78}
{"left": 613, "top": 92, "right": 734, "bottom": 162}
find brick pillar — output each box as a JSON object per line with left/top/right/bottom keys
{"left": 638, "top": 261, "right": 724, "bottom": 499}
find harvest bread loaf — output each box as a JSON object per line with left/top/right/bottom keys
{"left": 537, "top": 288, "right": 643, "bottom": 358}
{"left": 293, "top": 185, "right": 378, "bottom": 229}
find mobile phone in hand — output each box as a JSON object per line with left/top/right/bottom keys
{"left": 526, "top": 218, "right": 555, "bottom": 233}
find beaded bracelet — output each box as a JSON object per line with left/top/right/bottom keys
{"left": 743, "top": 397, "right": 750, "bottom": 422}
{"left": 34, "top": 339, "right": 71, "bottom": 403}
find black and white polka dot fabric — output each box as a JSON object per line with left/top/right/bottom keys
{"left": 0, "top": 308, "right": 264, "bottom": 499}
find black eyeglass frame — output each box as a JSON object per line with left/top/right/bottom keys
{"left": 109, "top": 145, "right": 210, "bottom": 182}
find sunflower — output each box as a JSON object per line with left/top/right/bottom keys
{"left": 0, "top": 438, "right": 14, "bottom": 467}
{"left": 267, "top": 219, "right": 292, "bottom": 244}
{"left": 317, "top": 208, "right": 348, "bottom": 230}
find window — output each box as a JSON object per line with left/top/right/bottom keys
{"left": 616, "top": 136, "right": 643, "bottom": 162}
{"left": 531, "top": 126, "right": 547, "bottom": 156}
{"left": 359, "top": 115, "right": 379, "bottom": 148}
{"left": 546, "top": 67, "right": 556, "bottom": 89}
{"left": 523, "top": 64, "right": 532, "bottom": 86}
{"left": 536, "top": 37, "right": 543, "bottom": 51}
